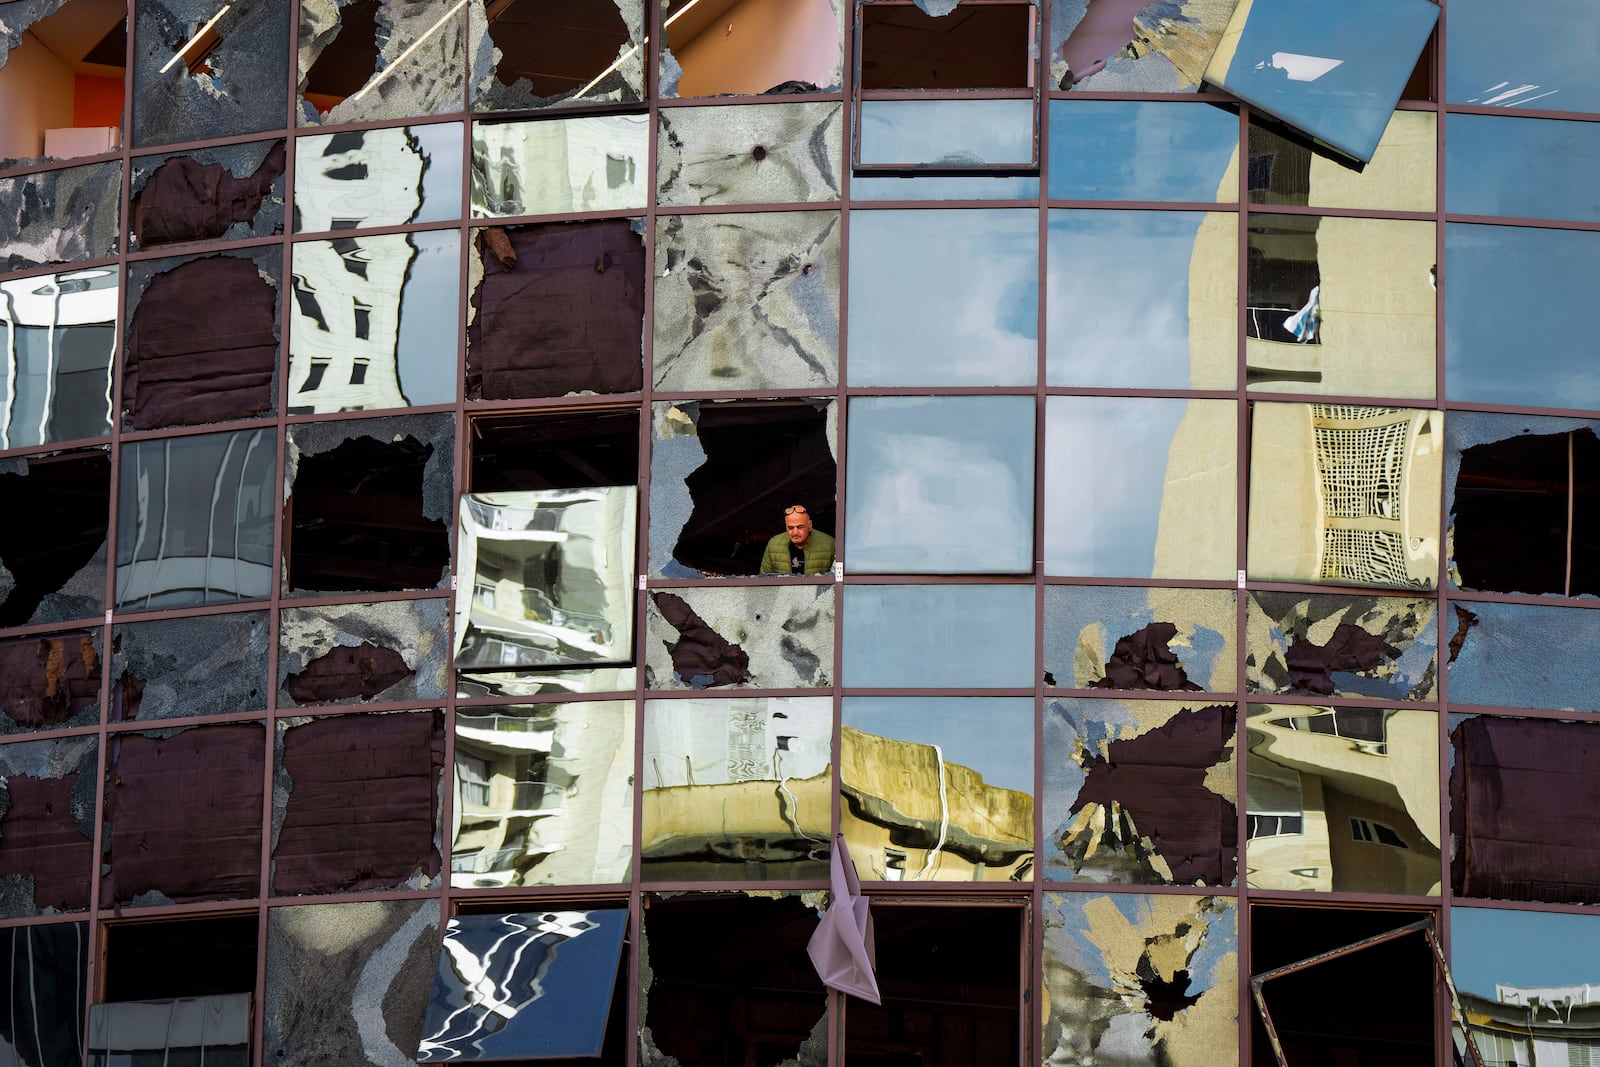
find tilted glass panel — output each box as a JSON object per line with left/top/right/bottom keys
{"left": 1043, "top": 585, "right": 1237, "bottom": 693}
{"left": 471, "top": 115, "right": 649, "bottom": 218}
{"left": 87, "top": 994, "right": 250, "bottom": 1067}
{"left": 469, "top": 0, "right": 646, "bottom": 112}
{"left": 1246, "top": 591, "right": 1438, "bottom": 702}
{"left": 1047, "top": 101, "right": 1238, "bottom": 202}
{"left": 296, "top": 0, "right": 466, "bottom": 127}
{"left": 1248, "top": 111, "right": 1435, "bottom": 212}
{"left": 293, "top": 123, "right": 463, "bottom": 232}
{"left": 0, "top": 267, "right": 116, "bottom": 448}
{"left": 1447, "top": 0, "right": 1600, "bottom": 113}
{"left": 842, "top": 584, "right": 1034, "bottom": 688}
{"left": 852, "top": 173, "right": 1040, "bottom": 200}
{"left": 858, "top": 99, "right": 1035, "bottom": 168}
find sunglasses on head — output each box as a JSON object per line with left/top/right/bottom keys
{"left": 784, "top": 506, "right": 809, "bottom": 516}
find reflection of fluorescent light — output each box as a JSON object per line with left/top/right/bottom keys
{"left": 346, "top": 0, "right": 469, "bottom": 104}
{"left": 573, "top": 0, "right": 706, "bottom": 98}
{"left": 159, "top": 5, "right": 230, "bottom": 74}
{"left": 1260, "top": 52, "right": 1344, "bottom": 82}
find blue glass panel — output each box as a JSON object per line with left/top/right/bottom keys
{"left": 1451, "top": 907, "right": 1600, "bottom": 1008}
{"left": 1047, "top": 101, "right": 1238, "bottom": 202}
{"left": 1447, "top": 114, "right": 1600, "bottom": 223}
{"left": 1447, "top": 0, "right": 1600, "bottom": 112}
{"left": 859, "top": 99, "right": 1035, "bottom": 167}
{"left": 843, "top": 584, "right": 1035, "bottom": 688}
{"left": 852, "top": 174, "right": 1040, "bottom": 201}
{"left": 1446, "top": 599, "right": 1600, "bottom": 712}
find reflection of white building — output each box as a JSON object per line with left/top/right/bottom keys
{"left": 471, "top": 115, "right": 648, "bottom": 217}
{"left": 1460, "top": 983, "right": 1600, "bottom": 1067}
{"left": 0, "top": 267, "right": 116, "bottom": 448}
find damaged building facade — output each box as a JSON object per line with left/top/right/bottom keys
{"left": 0, "top": 0, "right": 1598, "bottom": 1063}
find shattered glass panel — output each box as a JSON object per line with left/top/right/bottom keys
{"left": 0, "top": 267, "right": 115, "bottom": 447}
{"left": 1449, "top": 115, "right": 1600, "bottom": 225}
{"left": 0, "top": 736, "right": 96, "bottom": 916}
{"left": 842, "top": 696, "right": 1033, "bottom": 881}
{"left": 1046, "top": 397, "right": 1235, "bottom": 580}
{"left": 129, "top": 139, "right": 286, "bottom": 250}
{"left": 845, "top": 395, "right": 1034, "bottom": 575}
{"left": 265, "top": 899, "right": 437, "bottom": 1067}
{"left": 842, "top": 584, "right": 1033, "bottom": 688}
{"left": 1044, "top": 697, "right": 1237, "bottom": 885}
{"left": 0, "top": 160, "right": 120, "bottom": 272}
{"left": 0, "top": 923, "right": 89, "bottom": 1066}
{"left": 131, "top": 0, "right": 291, "bottom": 147}
{"left": 455, "top": 487, "right": 636, "bottom": 671}
{"left": 293, "top": 123, "right": 463, "bottom": 232}
{"left": 657, "top": 102, "right": 842, "bottom": 207}
{"left": 645, "top": 585, "right": 834, "bottom": 690}
{"left": 654, "top": 211, "right": 840, "bottom": 391}
{"left": 115, "top": 429, "right": 274, "bottom": 610}
{"left": 1247, "top": 591, "right": 1438, "bottom": 702}
{"left": 1047, "top": 101, "right": 1238, "bottom": 201}
{"left": 278, "top": 598, "right": 451, "bottom": 707}
{"left": 1445, "top": 600, "right": 1600, "bottom": 713}
{"left": 469, "top": 409, "right": 639, "bottom": 493}
{"left": 851, "top": 172, "right": 1039, "bottom": 200}
{"left": 1247, "top": 703, "right": 1439, "bottom": 894}
{"left": 1446, "top": 0, "right": 1600, "bottom": 113}
{"left": 296, "top": 0, "right": 466, "bottom": 126}
{"left": 458, "top": 666, "right": 636, "bottom": 699}
{"left": 87, "top": 994, "right": 250, "bottom": 1065}
{"left": 642, "top": 697, "right": 831, "bottom": 880}
{"left": 0, "top": 629, "right": 101, "bottom": 735}
{"left": 468, "top": 0, "right": 645, "bottom": 111}
{"left": 848, "top": 208, "right": 1035, "bottom": 387}
{"left": 287, "top": 229, "right": 460, "bottom": 412}
{"left": 662, "top": 0, "right": 841, "bottom": 97}
{"left": 1043, "top": 893, "right": 1237, "bottom": 1065}
{"left": 111, "top": 611, "right": 268, "bottom": 722}
{"left": 123, "top": 247, "right": 280, "bottom": 429}
{"left": 1047, "top": 210, "right": 1236, "bottom": 389}
{"left": 1246, "top": 213, "right": 1435, "bottom": 397}
{"left": 1050, "top": 0, "right": 1241, "bottom": 91}
{"left": 1446, "top": 224, "right": 1600, "bottom": 410}
{"left": 417, "top": 909, "right": 627, "bottom": 1061}
{"left": 1247, "top": 403, "right": 1443, "bottom": 591}
{"left": 0, "top": 447, "right": 109, "bottom": 626}
{"left": 1248, "top": 111, "right": 1436, "bottom": 212}
{"left": 1203, "top": 0, "right": 1438, "bottom": 162}
{"left": 1043, "top": 585, "right": 1236, "bottom": 693}
{"left": 471, "top": 115, "right": 649, "bottom": 218}
{"left": 452, "top": 701, "right": 634, "bottom": 887}
{"left": 858, "top": 99, "right": 1035, "bottom": 168}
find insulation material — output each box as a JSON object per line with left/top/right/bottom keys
{"left": 0, "top": 448, "right": 110, "bottom": 627}
{"left": 657, "top": 102, "right": 842, "bottom": 208}
{"left": 0, "top": 630, "right": 101, "bottom": 734}
{"left": 278, "top": 599, "right": 450, "bottom": 707}
{"left": 128, "top": 140, "right": 287, "bottom": 249}
{"left": 0, "top": 736, "right": 97, "bottom": 916}
{"left": 0, "top": 160, "right": 121, "bottom": 272}
{"left": 1248, "top": 591, "right": 1437, "bottom": 702}
{"left": 111, "top": 611, "right": 269, "bottom": 721}
{"left": 646, "top": 585, "right": 833, "bottom": 690}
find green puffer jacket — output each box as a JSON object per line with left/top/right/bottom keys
{"left": 758, "top": 530, "right": 835, "bottom": 575}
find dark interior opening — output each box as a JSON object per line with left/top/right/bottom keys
{"left": 0, "top": 449, "right": 110, "bottom": 626}
{"left": 1246, "top": 214, "right": 1322, "bottom": 348}
{"left": 469, "top": 409, "right": 640, "bottom": 493}
{"left": 861, "top": 1, "right": 1034, "bottom": 90}
{"left": 302, "top": 0, "right": 382, "bottom": 108}
{"left": 483, "top": 0, "right": 631, "bottom": 96}
{"left": 103, "top": 914, "right": 258, "bottom": 1001}
{"left": 1452, "top": 430, "right": 1571, "bottom": 596}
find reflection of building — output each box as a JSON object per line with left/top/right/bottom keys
{"left": 0, "top": 266, "right": 116, "bottom": 448}
{"left": 1459, "top": 984, "right": 1600, "bottom": 1067}
{"left": 471, "top": 115, "right": 648, "bottom": 217}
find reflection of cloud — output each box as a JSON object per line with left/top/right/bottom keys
{"left": 1258, "top": 52, "right": 1344, "bottom": 82}
{"left": 854, "top": 433, "right": 1027, "bottom": 568}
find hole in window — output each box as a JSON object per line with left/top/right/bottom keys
{"left": 662, "top": 0, "right": 840, "bottom": 98}
{"left": 469, "top": 409, "right": 640, "bottom": 492}
{"left": 483, "top": 0, "right": 632, "bottom": 100}
{"left": 0, "top": 447, "right": 111, "bottom": 627}
{"left": 300, "top": 0, "right": 382, "bottom": 116}
{"left": 0, "top": 0, "right": 126, "bottom": 167}
{"left": 859, "top": 0, "right": 1032, "bottom": 89}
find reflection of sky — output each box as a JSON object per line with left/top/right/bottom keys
{"left": 1446, "top": 0, "right": 1599, "bottom": 111}
{"left": 397, "top": 229, "right": 461, "bottom": 405}
{"left": 1042, "top": 585, "right": 1229, "bottom": 689}
{"left": 848, "top": 209, "right": 1037, "bottom": 386}
{"left": 1046, "top": 210, "right": 1220, "bottom": 387}
{"left": 1446, "top": 224, "right": 1600, "bottom": 409}
{"left": 410, "top": 122, "right": 464, "bottom": 224}
{"left": 859, "top": 99, "right": 1034, "bottom": 166}
{"left": 1447, "top": 115, "right": 1600, "bottom": 224}
{"left": 843, "top": 584, "right": 1034, "bottom": 688}
{"left": 1447, "top": 599, "right": 1600, "bottom": 710}
{"left": 1048, "top": 102, "right": 1237, "bottom": 202}
{"left": 647, "top": 409, "right": 705, "bottom": 577}
{"left": 1045, "top": 892, "right": 1236, "bottom": 988}
{"left": 844, "top": 697, "right": 1033, "bottom": 792}
{"left": 852, "top": 174, "right": 1040, "bottom": 201}
{"left": 1452, "top": 907, "right": 1600, "bottom": 996}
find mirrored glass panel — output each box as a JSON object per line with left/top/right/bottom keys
{"left": 845, "top": 395, "right": 1034, "bottom": 574}
{"left": 458, "top": 666, "right": 636, "bottom": 700}
{"left": 848, "top": 208, "right": 1035, "bottom": 386}
{"left": 1050, "top": 0, "right": 1239, "bottom": 91}
{"left": 646, "top": 585, "right": 834, "bottom": 690}
{"left": 88, "top": 995, "right": 249, "bottom": 1065}
{"left": 454, "top": 487, "right": 637, "bottom": 671}
{"left": 471, "top": 115, "right": 649, "bottom": 218}
{"left": 858, "top": 99, "right": 1035, "bottom": 168}
{"left": 297, "top": 0, "right": 466, "bottom": 126}
{"left": 279, "top": 599, "right": 451, "bottom": 707}
{"left": 1246, "top": 703, "right": 1439, "bottom": 895}
{"left": 663, "top": 0, "right": 840, "bottom": 97}
{"left": 0, "top": 267, "right": 115, "bottom": 448}
{"left": 843, "top": 584, "right": 1033, "bottom": 688}
{"left": 293, "top": 123, "right": 463, "bottom": 232}
{"left": 1045, "top": 397, "right": 1235, "bottom": 580}
{"left": 1044, "top": 585, "right": 1236, "bottom": 693}
{"left": 658, "top": 103, "right": 843, "bottom": 207}
{"left": 1445, "top": 600, "right": 1600, "bottom": 712}
{"left": 0, "top": 924, "right": 89, "bottom": 1065}
{"left": 1448, "top": 115, "right": 1600, "bottom": 223}
{"left": 842, "top": 696, "right": 1033, "bottom": 881}
{"left": 1247, "top": 591, "right": 1438, "bottom": 702}
{"left": 131, "top": 0, "right": 290, "bottom": 147}
{"left": 111, "top": 611, "right": 268, "bottom": 722}
{"left": 0, "top": 447, "right": 110, "bottom": 627}
{"left": 0, "top": 737, "right": 97, "bottom": 916}
{"left": 469, "top": 0, "right": 646, "bottom": 111}
{"left": 1248, "top": 403, "right": 1442, "bottom": 591}
{"left": 1047, "top": 210, "right": 1235, "bottom": 389}
{"left": 1446, "top": 0, "right": 1600, "bottom": 113}
{"left": 0, "top": 161, "right": 121, "bottom": 272}
{"left": 129, "top": 140, "right": 286, "bottom": 251}
{"left": 1047, "top": 101, "right": 1238, "bottom": 202}
{"left": 642, "top": 697, "right": 831, "bottom": 880}
{"left": 1248, "top": 111, "right": 1436, "bottom": 212}
{"left": 851, "top": 173, "right": 1040, "bottom": 200}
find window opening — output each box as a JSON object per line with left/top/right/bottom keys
{"left": 661, "top": 0, "right": 840, "bottom": 98}
{"left": 0, "top": 0, "right": 126, "bottom": 167}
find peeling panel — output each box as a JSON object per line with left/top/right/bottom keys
{"left": 0, "top": 447, "right": 110, "bottom": 627}
{"left": 0, "top": 735, "right": 96, "bottom": 917}
{"left": 278, "top": 599, "right": 450, "bottom": 707}
{"left": 1051, "top": 0, "right": 1240, "bottom": 91}
{"left": 1444, "top": 599, "right": 1600, "bottom": 712}
{"left": 468, "top": 0, "right": 646, "bottom": 111}
{"left": 1044, "top": 698, "right": 1237, "bottom": 885}
{"left": 297, "top": 0, "right": 466, "bottom": 127}
{"left": 0, "top": 161, "right": 121, "bottom": 272}
{"left": 646, "top": 585, "right": 833, "bottom": 690}
{"left": 1044, "top": 585, "right": 1236, "bottom": 692}
{"left": 0, "top": 267, "right": 117, "bottom": 449}
{"left": 652, "top": 211, "right": 840, "bottom": 391}
{"left": 1246, "top": 591, "right": 1437, "bottom": 701}
{"left": 111, "top": 611, "right": 268, "bottom": 722}
{"left": 0, "top": 923, "right": 88, "bottom": 1067}
{"left": 657, "top": 103, "right": 842, "bottom": 208}
{"left": 128, "top": 139, "right": 287, "bottom": 250}
{"left": 1043, "top": 892, "right": 1238, "bottom": 1066}
{"left": 0, "top": 629, "right": 102, "bottom": 734}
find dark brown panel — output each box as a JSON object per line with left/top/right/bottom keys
{"left": 128, "top": 141, "right": 286, "bottom": 247}
{"left": 0, "top": 633, "right": 99, "bottom": 730}
{"left": 0, "top": 774, "right": 92, "bottom": 911}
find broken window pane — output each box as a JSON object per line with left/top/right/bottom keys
{"left": 0, "top": 923, "right": 88, "bottom": 1067}
{"left": 278, "top": 599, "right": 450, "bottom": 707}
{"left": 1246, "top": 703, "right": 1439, "bottom": 895}
{"left": 287, "top": 229, "right": 461, "bottom": 412}
{"left": 111, "top": 611, "right": 268, "bottom": 722}
{"left": 115, "top": 428, "right": 274, "bottom": 610}
{"left": 1048, "top": 101, "right": 1238, "bottom": 201}
{"left": 842, "top": 584, "right": 1033, "bottom": 688}
{"left": 639, "top": 893, "right": 827, "bottom": 1067}
{"left": 852, "top": 172, "right": 1039, "bottom": 200}
{"left": 658, "top": 103, "right": 842, "bottom": 208}
{"left": 458, "top": 665, "right": 636, "bottom": 700}
{"left": 842, "top": 696, "right": 1033, "bottom": 881}
{"left": 846, "top": 395, "right": 1033, "bottom": 574}
{"left": 452, "top": 701, "right": 634, "bottom": 887}
{"left": 663, "top": 0, "right": 840, "bottom": 97}
{"left": 0, "top": 160, "right": 120, "bottom": 271}
{"left": 0, "top": 0, "right": 125, "bottom": 170}
{"left": 101, "top": 722, "right": 265, "bottom": 907}
{"left": 0, "top": 446, "right": 109, "bottom": 626}
{"left": 1047, "top": 210, "right": 1236, "bottom": 389}
{"left": 417, "top": 908, "right": 628, "bottom": 1061}
{"left": 649, "top": 399, "right": 836, "bottom": 578}
{"left": 1446, "top": 224, "right": 1600, "bottom": 410}
{"left": 1051, "top": 0, "right": 1238, "bottom": 91}
{"left": 858, "top": 98, "right": 1036, "bottom": 168}
{"left": 1202, "top": 0, "right": 1438, "bottom": 163}
{"left": 0, "top": 629, "right": 101, "bottom": 735}
{"left": 129, "top": 139, "right": 286, "bottom": 250}
{"left": 87, "top": 993, "right": 250, "bottom": 1066}
{"left": 1247, "top": 591, "right": 1438, "bottom": 702}
{"left": 1247, "top": 403, "right": 1443, "bottom": 591}
{"left": 297, "top": 0, "right": 466, "bottom": 126}
{"left": 1446, "top": 0, "right": 1600, "bottom": 112}
{"left": 1043, "top": 893, "right": 1237, "bottom": 1066}
{"left": 130, "top": 0, "right": 290, "bottom": 147}
{"left": 470, "top": 409, "right": 639, "bottom": 492}
{"left": 0, "top": 735, "right": 96, "bottom": 915}
{"left": 1249, "top": 111, "right": 1436, "bottom": 212}
{"left": 1446, "top": 601, "right": 1600, "bottom": 712}
{"left": 848, "top": 208, "right": 1035, "bottom": 386}
{"left": 1046, "top": 397, "right": 1236, "bottom": 580}
{"left": 273, "top": 710, "right": 443, "bottom": 895}
{"left": 645, "top": 585, "right": 834, "bottom": 690}
{"left": 471, "top": 114, "right": 649, "bottom": 218}
{"left": 0, "top": 266, "right": 116, "bottom": 446}
{"left": 1044, "top": 697, "right": 1237, "bottom": 885}
{"left": 102, "top": 913, "right": 257, "bottom": 999}
{"left": 467, "top": 221, "right": 644, "bottom": 400}
{"left": 123, "top": 248, "right": 279, "bottom": 429}
{"left": 284, "top": 414, "right": 454, "bottom": 593}
{"left": 455, "top": 487, "right": 636, "bottom": 670}
{"left": 654, "top": 211, "right": 840, "bottom": 391}
{"left": 1246, "top": 213, "right": 1435, "bottom": 397}
{"left": 264, "top": 899, "right": 437, "bottom": 1067}
{"left": 1044, "top": 585, "right": 1236, "bottom": 692}
{"left": 860, "top": 0, "right": 1032, "bottom": 89}
{"left": 469, "top": 0, "right": 645, "bottom": 111}
{"left": 642, "top": 697, "right": 831, "bottom": 880}
{"left": 293, "top": 123, "right": 462, "bottom": 233}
